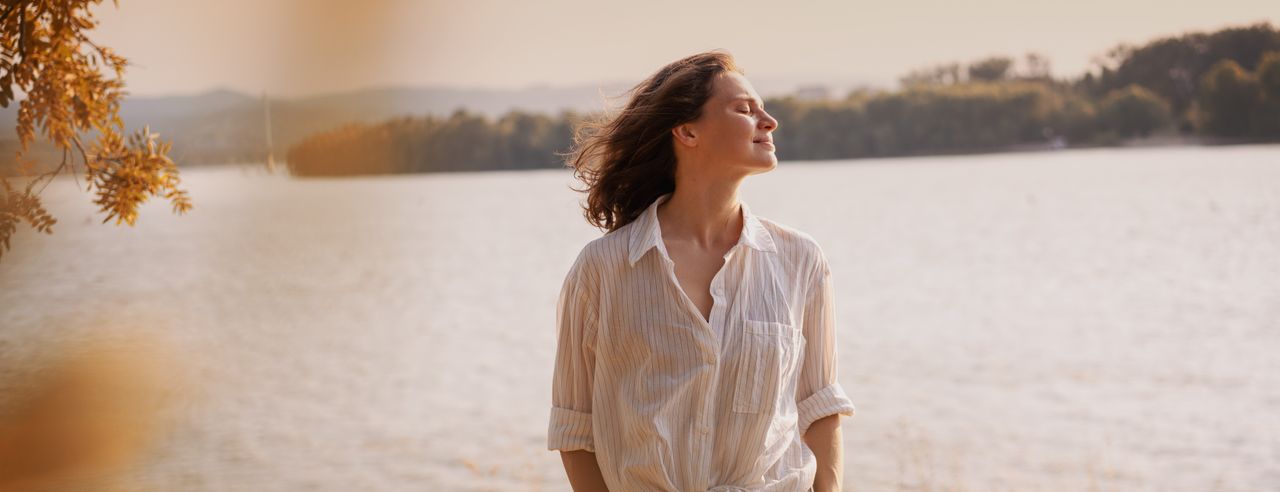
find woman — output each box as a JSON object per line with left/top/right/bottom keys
{"left": 547, "top": 50, "right": 856, "bottom": 492}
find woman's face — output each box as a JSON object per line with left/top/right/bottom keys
{"left": 679, "top": 71, "right": 780, "bottom": 173}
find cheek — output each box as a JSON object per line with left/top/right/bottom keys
{"left": 702, "top": 115, "right": 756, "bottom": 149}
{"left": 719, "top": 117, "right": 757, "bottom": 142}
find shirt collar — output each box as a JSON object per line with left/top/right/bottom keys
{"left": 627, "top": 192, "right": 777, "bottom": 267}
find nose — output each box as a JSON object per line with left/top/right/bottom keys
{"left": 759, "top": 110, "right": 778, "bottom": 132}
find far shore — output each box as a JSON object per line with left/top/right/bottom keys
{"left": 3, "top": 134, "right": 1278, "bottom": 179}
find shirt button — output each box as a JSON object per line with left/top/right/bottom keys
{"left": 696, "top": 425, "right": 711, "bottom": 435}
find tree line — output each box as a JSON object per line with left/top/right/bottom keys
{"left": 286, "top": 111, "right": 581, "bottom": 176}
{"left": 288, "top": 22, "right": 1280, "bottom": 177}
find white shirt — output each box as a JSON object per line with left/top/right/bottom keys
{"left": 547, "top": 192, "right": 856, "bottom": 491}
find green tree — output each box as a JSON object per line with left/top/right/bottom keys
{"left": 1252, "top": 51, "right": 1280, "bottom": 136}
{"left": 899, "top": 62, "right": 962, "bottom": 88}
{"left": 1260, "top": 51, "right": 1280, "bottom": 99}
{"left": 0, "top": 0, "right": 189, "bottom": 261}
{"left": 1197, "top": 59, "right": 1263, "bottom": 137}
{"left": 1088, "top": 22, "right": 1280, "bottom": 117}
{"left": 1021, "top": 52, "right": 1052, "bottom": 80}
{"left": 1096, "top": 85, "right": 1172, "bottom": 138}
{"left": 967, "top": 56, "right": 1014, "bottom": 82}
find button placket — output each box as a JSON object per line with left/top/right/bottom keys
{"left": 707, "top": 245, "right": 738, "bottom": 348}
{"left": 697, "top": 363, "right": 718, "bottom": 490}
{"left": 695, "top": 246, "right": 737, "bottom": 480}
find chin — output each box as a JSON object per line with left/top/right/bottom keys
{"left": 749, "top": 156, "right": 778, "bottom": 173}
{"left": 758, "top": 149, "right": 778, "bottom": 165}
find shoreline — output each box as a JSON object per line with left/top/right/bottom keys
{"left": 4, "top": 136, "right": 1279, "bottom": 179}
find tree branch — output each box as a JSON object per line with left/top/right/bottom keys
{"left": 15, "top": 4, "right": 23, "bottom": 61}
{"left": 0, "top": 1, "right": 21, "bottom": 27}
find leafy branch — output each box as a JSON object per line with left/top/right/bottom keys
{"left": 0, "top": 0, "right": 191, "bottom": 261}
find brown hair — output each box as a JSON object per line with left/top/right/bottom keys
{"left": 564, "top": 50, "right": 742, "bottom": 233}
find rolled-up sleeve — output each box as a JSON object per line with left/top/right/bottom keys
{"left": 795, "top": 249, "right": 856, "bottom": 435}
{"left": 547, "top": 256, "right": 599, "bottom": 452}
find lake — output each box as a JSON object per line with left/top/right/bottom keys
{"left": 1, "top": 145, "right": 1277, "bottom": 491}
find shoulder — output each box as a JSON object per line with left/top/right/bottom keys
{"left": 756, "top": 216, "right": 828, "bottom": 269}
{"left": 755, "top": 216, "right": 832, "bottom": 296}
{"left": 564, "top": 224, "right": 635, "bottom": 285}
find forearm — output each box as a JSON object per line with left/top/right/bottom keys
{"left": 803, "top": 414, "right": 843, "bottom": 492}
{"left": 560, "top": 450, "right": 610, "bottom": 492}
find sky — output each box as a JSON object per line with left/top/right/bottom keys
{"left": 89, "top": 0, "right": 1278, "bottom": 98}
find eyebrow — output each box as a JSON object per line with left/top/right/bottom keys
{"left": 731, "top": 95, "right": 764, "bottom": 108}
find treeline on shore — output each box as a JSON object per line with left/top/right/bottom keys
{"left": 287, "top": 22, "right": 1280, "bottom": 177}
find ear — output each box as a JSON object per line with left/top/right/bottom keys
{"left": 672, "top": 123, "right": 698, "bottom": 148}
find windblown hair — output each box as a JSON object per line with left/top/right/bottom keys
{"left": 564, "top": 50, "right": 742, "bottom": 233}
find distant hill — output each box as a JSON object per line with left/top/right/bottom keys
{"left": 0, "top": 82, "right": 643, "bottom": 169}
{"left": 0, "top": 74, "right": 875, "bottom": 173}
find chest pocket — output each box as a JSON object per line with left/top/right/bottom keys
{"left": 732, "top": 320, "right": 802, "bottom": 414}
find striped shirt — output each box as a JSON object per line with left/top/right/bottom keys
{"left": 547, "top": 191, "right": 856, "bottom": 491}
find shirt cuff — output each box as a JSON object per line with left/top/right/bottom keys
{"left": 547, "top": 406, "right": 595, "bottom": 452}
{"left": 797, "top": 383, "right": 856, "bottom": 435}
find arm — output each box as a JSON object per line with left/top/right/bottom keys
{"left": 795, "top": 247, "right": 856, "bottom": 490}
{"left": 547, "top": 253, "right": 605, "bottom": 487}
{"left": 560, "top": 450, "right": 610, "bottom": 492}
{"left": 803, "top": 414, "right": 843, "bottom": 492}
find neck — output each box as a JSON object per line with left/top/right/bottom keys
{"left": 656, "top": 183, "right": 744, "bottom": 252}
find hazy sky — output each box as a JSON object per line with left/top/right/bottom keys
{"left": 91, "top": 0, "right": 1276, "bottom": 98}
